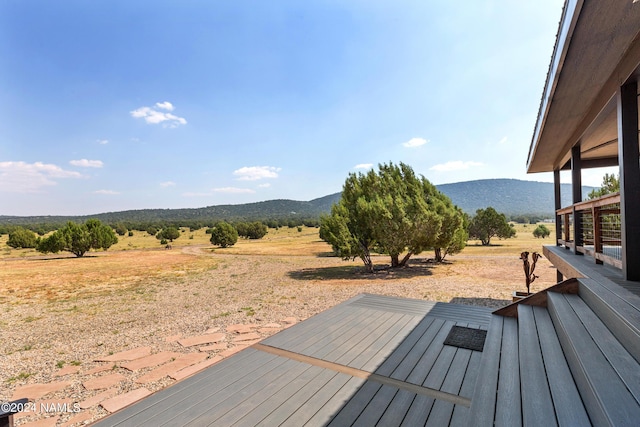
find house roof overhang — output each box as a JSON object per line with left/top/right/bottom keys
{"left": 527, "top": 0, "right": 640, "bottom": 174}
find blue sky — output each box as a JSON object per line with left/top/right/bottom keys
{"left": 1, "top": 0, "right": 602, "bottom": 216}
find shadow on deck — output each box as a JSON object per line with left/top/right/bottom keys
{"left": 93, "top": 294, "right": 492, "bottom": 426}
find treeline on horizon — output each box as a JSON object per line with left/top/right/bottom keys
{"left": 0, "top": 212, "right": 552, "bottom": 238}
{"left": 0, "top": 215, "right": 322, "bottom": 236}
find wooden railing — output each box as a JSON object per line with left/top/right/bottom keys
{"left": 556, "top": 193, "right": 622, "bottom": 269}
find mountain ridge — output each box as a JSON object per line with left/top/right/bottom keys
{"left": 0, "top": 179, "right": 595, "bottom": 225}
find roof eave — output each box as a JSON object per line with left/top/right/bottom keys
{"left": 527, "top": 0, "right": 584, "bottom": 174}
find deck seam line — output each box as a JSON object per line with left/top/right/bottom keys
{"left": 252, "top": 343, "right": 471, "bottom": 407}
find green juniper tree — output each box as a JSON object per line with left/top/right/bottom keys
{"left": 210, "top": 222, "right": 238, "bottom": 248}
{"left": 320, "top": 162, "right": 447, "bottom": 271}
{"left": 37, "top": 219, "right": 118, "bottom": 257}
{"left": 468, "top": 207, "right": 516, "bottom": 246}
{"left": 7, "top": 227, "right": 39, "bottom": 249}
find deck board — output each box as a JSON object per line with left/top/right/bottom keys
{"left": 94, "top": 294, "right": 492, "bottom": 427}
{"left": 425, "top": 347, "right": 473, "bottom": 426}
{"left": 494, "top": 316, "right": 520, "bottom": 427}
{"left": 350, "top": 294, "right": 491, "bottom": 326}
{"left": 467, "top": 315, "right": 504, "bottom": 427}
{"left": 376, "top": 389, "right": 417, "bottom": 426}
{"left": 400, "top": 394, "right": 435, "bottom": 427}
{"left": 377, "top": 317, "right": 444, "bottom": 379}
{"left": 233, "top": 364, "right": 327, "bottom": 426}
{"left": 449, "top": 351, "right": 482, "bottom": 426}
{"left": 406, "top": 320, "right": 456, "bottom": 386}
{"left": 545, "top": 245, "right": 640, "bottom": 298}
{"left": 532, "top": 306, "right": 591, "bottom": 426}
{"left": 518, "top": 305, "right": 557, "bottom": 427}
{"left": 255, "top": 368, "right": 340, "bottom": 426}
{"left": 278, "top": 374, "right": 360, "bottom": 426}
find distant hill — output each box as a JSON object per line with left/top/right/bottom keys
{"left": 0, "top": 179, "right": 593, "bottom": 226}
{"left": 436, "top": 179, "right": 594, "bottom": 217}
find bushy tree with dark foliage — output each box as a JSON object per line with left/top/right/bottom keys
{"left": 468, "top": 207, "right": 515, "bottom": 246}
{"left": 37, "top": 219, "right": 118, "bottom": 257}
{"left": 7, "top": 227, "right": 38, "bottom": 249}
{"left": 210, "top": 222, "right": 238, "bottom": 248}
{"left": 320, "top": 162, "right": 452, "bottom": 271}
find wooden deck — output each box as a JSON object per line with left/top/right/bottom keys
{"left": 94, "top": 294, "right": 492, "bottom": 426}
{"left": 468, "top": 246, "right": 640, "bottom": 426}
{"left": 545, "top": 245, "right": 640, "bottom": 298}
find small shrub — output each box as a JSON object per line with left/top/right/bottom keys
{"left": 210, "top": 223, "right": 238, "bottom": 248}
{"left": 297, "top": 227, "right": 302, "bottom": 232}
{"left": 128, "top": 231, "right": 134, "bottom": 237}
{"left": 160, "top": 238, "right": 168, "bottom": 245}
{"left": 7, "top": 227, "right": 38, "bottom": 249}
{"left": 115, "top": 224, "right": 128, "bottom": 236}
{"left": 533, "top": 224, "right": 551, "bottom": 239}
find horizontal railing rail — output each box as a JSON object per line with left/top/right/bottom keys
{"left": 556, "top": 193, "right": 621, "bottom": 269}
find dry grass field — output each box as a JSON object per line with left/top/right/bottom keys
{"left": 0, "top": 223, "right": 558, "bottom": 424}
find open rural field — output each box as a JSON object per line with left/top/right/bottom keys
{"left": 0, "top": 224, "right": 557, "bottom": 425}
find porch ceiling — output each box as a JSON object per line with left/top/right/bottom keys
{"left": 527, "top": 0, "right": 640, "bottom": 173}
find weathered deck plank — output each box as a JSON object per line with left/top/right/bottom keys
{"left": 494, "top": 316, "right": 520, "bottom": 427}
{"left": 351, "top": 384, "right": 400, "bottom": 426}
{"left": 532, "top": 306, "right": 590, "bottom": 426}
{"left": 406, "top": 320, "right": 457, "bottom": 386}
{"left": 377, "top": 317, "right": 445, "bottom": 379}
{"left": 467, "top": 315, "right": 504, "bottom": 426}
{"left": 350, "top": 314, "right": 419, "bottom": 372}
{"left": 233, "top": 364, "right": 327, "bottom": 426}
{"left": 94, "top": 294, "right": 494, "bottom": 427}
{"left": 548, "top": 292, "right": 640, "bottom": 426}
{"left": 350, "top": 294, "right": 491, "bottom": 326}
{"left": 389, "top": 318, "right": 449, "bottom": 383}
{"left": 425, "top": 347, "right": 473, "bottom": 426}
{"left": 95, "top": 348, "right": 270, "bottom": 426}
{"left": 449, "top": 351, "right": 482, "bottom": 426}
{"left": 400, "top": 394, "right": 435, "bottom": 427}
{"left": 255, "top": 368, "right": 340, "bottom": 426}
{"left": 262, "top": 305, "right": 373, "bottom": 351}
{"left": 288, "top": 375, "right": 365, "bottom": 426}
{"left": 518, "top": 305, "right": 557, "bottom": 427}
{"left": 167, "top": 355, "right": 296, "bottom": 426}
{"left": 375, "top": 389, "right": 417, "bottom": 426}
{"left": 564, "top": 293, "right": 640, "bottom": 403}
{"left": 186, "top": 358, "right": 312, "bottom": 426}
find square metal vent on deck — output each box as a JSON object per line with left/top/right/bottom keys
{"left": 443, "top": 326, "right": 487, "bottom": 352}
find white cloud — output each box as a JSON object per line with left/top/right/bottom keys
{"left": 233, "top": 166, "right": 281, "bottom": 181}
{"left": 70, "top": 159, "right": 103, "bottom": 168}
{"left": 402, "top": 137, "right": 428, "bottom": 148}
{"left": 160, "top": 181, "right": 176, "bottom": 188}
{"left": 257, "top": 183, "right": 271, "bottom": 188}
{"left": 354, "top": 163, "right": 373, "bottom": 169}
{"left": 155, "top": 101, "right": 174, "bottom": 111}
{"left": 0, "top": 161, "right": 82, "bottom": 193}
{"left": 430, "top": 161, "right": 484, "bottom": 172}
{"left": 93, "top": 189, "right": 119, "bottom": 195}
{"left": 130, "top": 102, "right": 187, "bottom": 128}
{"left": 213, "top": 187, "right": 256, "bottom": 194}
{"left": 499, "top": 136, "right": 509, "bottom": 145}
{"left": 97, "top": 139, "right": 109, "bottom": 145}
